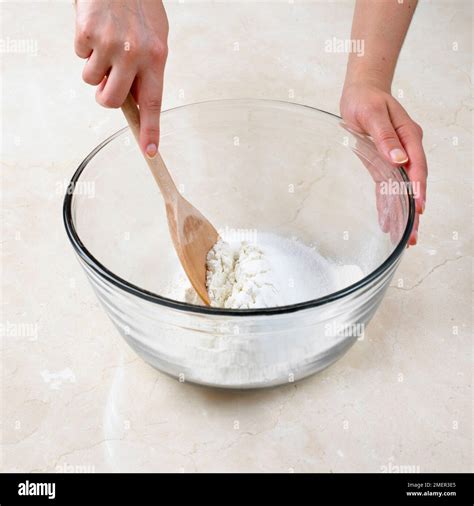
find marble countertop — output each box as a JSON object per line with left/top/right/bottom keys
{"left": 2, "top": 0, "right": 472, "bottom": 473}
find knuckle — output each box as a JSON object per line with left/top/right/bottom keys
{"left": 145, "top": 126, "right": 160, "bottom": 137}
{"left": 143, "top": 97, "right": 162, "bottom": 113}
{"left": 82, "top": 65, "right": 103, "bottom": 86}
{"left": 98, "top": 94, "right": 122, "bottom": 109}
{"left": 413, "top": 122, "right": 423, "bottom": 138}
{"left": 376, "top": 128, "right": 397, "bottom": 143}
{"left": 397, "top": 122, "right": 422, "bottom": 141}
{"left": 82, "top": 72, "right": 96, "bottom": 85}
{"left": 148, "top": 39, "right": 168, "bottom": 62}
{"left": 76, "top": 23, "right": 94, "bottom": 44}
{"left": 74, "top": 45, "right": 87, "bottom": 58}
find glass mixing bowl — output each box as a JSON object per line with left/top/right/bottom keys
{"left": 64, "top": 99, "right": 414, "bottom": 388}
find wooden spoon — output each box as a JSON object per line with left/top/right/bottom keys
{"left": 121, "top": 94, "right": 218, "bottom": 306}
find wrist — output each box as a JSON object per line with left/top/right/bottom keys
{"left": 344, "top": 64, "right": 392, "bottom": 94}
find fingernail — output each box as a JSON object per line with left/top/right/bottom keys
{"left": 390, "top": 148, "right": 409, "bottom": 164}
{"left": 420, "top": 200, "right": 425, "bottom": 214}
{"left": 146, "top": 144, "right": 157, "bottom": 159}
{"left": 413, "top": 230, "right": 418, "bottom": 244}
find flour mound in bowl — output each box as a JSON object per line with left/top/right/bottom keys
{"left": 168, "top": 232, "right": 365, "bottom": 309}
{"left": 206, "top": 239, "right": 282, "bottom": 309}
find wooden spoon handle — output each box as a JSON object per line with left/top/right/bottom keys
{"left": 121, "top": 94, "right": 177, "bottom": 200}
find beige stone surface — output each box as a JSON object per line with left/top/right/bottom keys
{"left": 1, "top": 0, "right": 472, "bottom": 473}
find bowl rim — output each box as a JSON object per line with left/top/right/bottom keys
{"left": 63, "top": 98, "right": 415, "bottom": 316}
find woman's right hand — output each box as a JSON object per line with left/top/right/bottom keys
{"left": 75, "top": 0, "right": 168, "bottom": 159}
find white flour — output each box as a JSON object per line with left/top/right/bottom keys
{"left": 206, "top": 239, "right": 282, "bottom": 308}
{"left": 168, "top": 232, "right": 364, "bottom": 308}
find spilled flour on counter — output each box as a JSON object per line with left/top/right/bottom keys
{"left": 168, "top": 232, "right": 365, "bottom": 309}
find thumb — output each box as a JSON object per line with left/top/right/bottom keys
{"left": 137, "top": 74, "right": 163, "bottom": 159}
{"left": 367, "top": 105, "right": 409, "bottom": 165}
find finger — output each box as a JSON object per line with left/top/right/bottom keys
{"left": 388, "top": 190, "right": 404, "bottom": 246}
{"left": 408, "top": 212, "right": 419, "bottom": 246}
{"left": 375, "top": 182, "right": 391, "bottom": 234}
{"left": 95, "top": 65, "right": 136, "bottom": 109}
{"left": 353, "top": 150, "right": 391, "bottom": 236}
{"left": 366, "top": 103, "right": 409, "bottom": 165}
{"left": 136, "top": 70, "right": 164, "bottom": 159}
{"left": 355, "top": 146, "right": 406, "bottom": 245}
{"left": 74, "top": 23, "right": 93, "bottom": 59}
{"left": 97, "top": 75, "right": 107, "bottom": 94}
{"left": 388, "top": 103, "right": 428, "bottom": 215}
{"left": 353, "top": 139, "right": 386, "bottom": 183}
{"left": 82, "top": 50, "right": 110, "bottom": 86}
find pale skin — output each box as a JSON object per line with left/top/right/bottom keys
{"left": 74, "top": 0, "right": 168, "bottom": 159}
{"left": 75, "top": 0, "right": 426, "bottom": 245}
{"left": 341, "top": 0, "right": 427, "bottom": 245}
